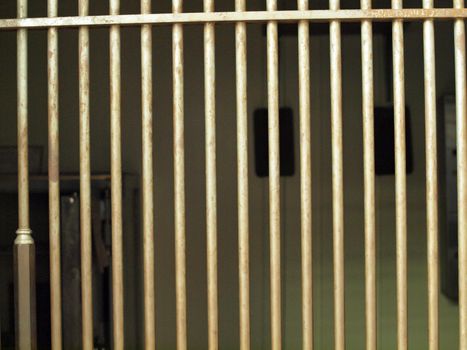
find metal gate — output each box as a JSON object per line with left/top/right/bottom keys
{"left": 2, "top": 1, "right": 467, "bottom": 349}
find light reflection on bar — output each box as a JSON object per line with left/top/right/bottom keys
{"left": 110, "top": 0, "right": 124, "bottom": 347}
{"left": 47, "top": 0, "right": 62, "bottom": 347}
{"left": 204, "top": 0, "right": 218, "bottom": 349}
{"left": 78, "top": 0, "right": 93, "bottom": 348}
{"left": 266, "top": 0, "right": 281, "bottom": 349}
{"left": 235, "top": 0, "right": 250, "bottom": 349}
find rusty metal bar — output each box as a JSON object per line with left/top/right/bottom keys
{"left": 141, "top": 0, "right": 156, "bottom": 349}
{"left": 298, "top": 0, "right": 312, "bottom": 350}
{"left": 47, "top": 0, "right": 62, "bottom": 348}
{"left": 454, "top": 1, "right": 467, "bottom": 349}
{"left": 173, "top": 1, "right": 187, "bottom": 349}
{"left": 266, "top": 1, "right": 281, "bottom": 349}
{"left": 392, "top": 1, "right": 407, "bottom": 349}
{"left": 110, "top": 0, "right": 124, "bottom": 347}
{"left": 361, "top": 1, "right": 376, "bottom": 350}
{"left": 330, "top": 1, "right": 344, "bottom": 350}
{"left": 2, "top": 9, "right": 467, "bottom": 30}
{"left": 204, "top": 0, "right": 218, "bottom": 349}
{"left": 235, "top": 1, "right": 250, "bottom": 349}
{"left": 78, "top": 0, "right": 93, "bottom": 348}
{"left": 423, "top": 1, "right": 439, "bottom": 350}
{"left": 14, "top": 0, "right": 37, "bottom": 348}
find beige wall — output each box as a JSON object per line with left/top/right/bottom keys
{"left": 0, "top": 0, "right": 461, "bottom": 348}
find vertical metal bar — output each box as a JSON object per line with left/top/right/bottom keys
{"left": 329, "top": 1, "right": 344, "bottom": 349}
{"left": 204, "top": 0, "right": 218, "bottom": 349}
{"left": 235, "top": 0, "right": 250, "bottom": 349}
{"left": 173, "top": 1, "right": 187, "bottom": 349}
{"left": 266, "top": 0, "right": 281, "bottom": 349}
{"left": 14, "top": 238, "right": 36, "bottom": 350}
{"left": 361, "top": 1, "right": 375, "bottom": 350}
{"left": 423, "top": 1, "right": 439, "bottom": 350}
{"left": 297, "top": 0, "right": 312, "bottom": 349}
{"left": 392, "top": 1, "right": 407, "bottom": 349}
{"left": 141, "top": 0, "right": 155, "bottom": 349}
{"left": 15, "top": 1, "right": 36, "bottom": 348}
{"left": 17, "top": 0, "right": 29, "bottom": 234}
{"left": 48, "top": 0, "right": 62, "bottom": 348}
{"left": 110, "top": 0, "right": 124, "bottom": 347}
{"left": 78, "top": 0, "right": 93, "bottom": 348}
{"left": 454, "top": 1, "right": 467, "bottom": 349}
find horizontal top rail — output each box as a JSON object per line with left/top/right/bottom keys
{"left": 0, "top": 8, "right": 466, "bottom": 29}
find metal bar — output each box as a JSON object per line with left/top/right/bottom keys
{"left": 14, "top": 1, "right": 36, "bottom": 348}
{"left": 47, "top": 0, "right": 62, "bottom": 348}
{"left": 17, "top": 0, "right": 29, "bottom": 232}
{"left": 423, "top": 1, "right": 439, "bottom": 350}
{"left": 173, "top": 1, "right": 187, "bottom": 349}
{"left": 392, "top": 1, "right": 407, "bottom": 349}
{"left": 204, "top": 0, "right": 218, "bottom": 349}
{"left": 267, "top": 1, "right": 281, "bottom": 349}
{"left": 454, "top": 2, "right": 467, "bottom": 349}
{"left": 361, "top": 1, "right": 376, "bottom": 350}
{"left": 14, "top": 238, "right": 36, "bottom": 350}
{"left": 235, "top": 1, "right": 250, "bottom": 350}
{"left": 78, "top": 0, "right": 93, "bottom": 348}
{"left": 330, "top": 1, "right": 344, "bottom": 350}
{"left": 298, "top": 0, "right": 312, "bottom": 350}
{"left": 141, "top": 0, "right": 155, "bottom": 349}
{"left": 1, "top": 9, "right": 467, "bottom": 29}
{"left": 110, "top": 0, "right": 124, "bottom": 347}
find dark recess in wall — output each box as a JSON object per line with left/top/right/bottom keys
{"left": 254, "top": 107, "right": 295, "bottom": 177}
{"left": 374, "top": 106, "right": 414, "bottom": 175}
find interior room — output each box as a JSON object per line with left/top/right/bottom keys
{"left": 0, "top": 0, "right": 462, "bottom": 348}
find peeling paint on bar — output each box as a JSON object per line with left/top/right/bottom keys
{"left": 0, "top": 9, "right": 466, "bottom": 29}
{"left": 47, "top": 0, "right": 63, "bottom": 348}
{"left": 78, "top": 0, "right": 94, "bottom": 348}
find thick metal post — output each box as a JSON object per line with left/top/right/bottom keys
{"left": 14, "top": 235, "right": 36, "bottom": 350}
{"left": 14, "top": 0, "right": 37, "bottom": 348}
{"left": 361, "top": 1, "right": 376, "bottom": 350}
